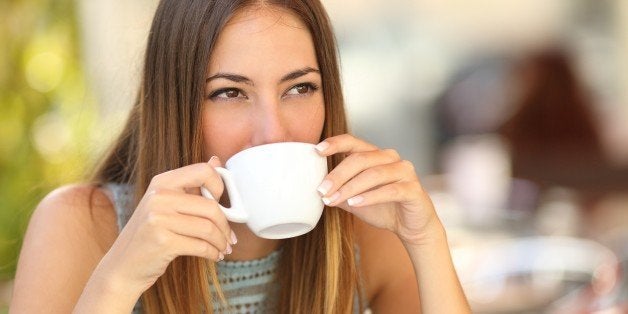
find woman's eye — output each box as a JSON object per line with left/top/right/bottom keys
{"left": 285, "top": 83, "right": 318, "bottom": 96}
{"left": 210, "top": 88, "right": 245, "bottom": 100}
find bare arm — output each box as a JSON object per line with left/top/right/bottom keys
{"left": 357, "top": 222, "right": 420, "bottom": 313}
{"left": 358, "top": 218, "right": 468, "bottom": 314}
{"left": 12, "top": 160, "right": 236, "bottom": 313}
{"left": 316, "top": 134, "right": 471, "bottom": 313}
{"left": 403, "top": 224, "right": 469, "bottom": 314}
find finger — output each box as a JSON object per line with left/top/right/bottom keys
{"left": 315, "top": 134, "right": 378, "bottom": 157}
{"left": 344, "top": 181, "right": 423, "bottom": 208}
{"left": 186, "top": 156, "right": 225, "bottom": 197}
{"left": 143, "top": 190, "right": 234, "bottom": 245}
{"left": 317, "top": 150, "right": 402, "bottom": 198}
{"left": 202, "top": 156, "right": 225, "bottom": 199}
{"left": 323, "top": 160, "right": 416, "bottom": 207}
{"left": 172, "top": 195, "right": 233, "bottom": 246}
{"left": 148, "top": 159, "right": 225, "bottom": 196}
{"left": 165, "top": 214, "right": 231, "bottom": 254}
{"left": 171, "top": 232, "right": 224, "bottom": 262}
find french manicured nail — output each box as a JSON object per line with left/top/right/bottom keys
{"left": 347, "top": 195, "right": 364, "bottom": 206}
{"left": 315, "top": 141, "right": 329, "bottom": 152}
{"left": 230, "top": 230, "right": 238, "bottom": 245}
{"left": 317, "top": 180, "right": 332, "bottom": 196}
{"left": 218, "top": 252, "right": 225, "bottom": 262}
{"left": 225, "top": 244, "right": 232, "bottom": 255}
{"left": 322, "top": 191, "right": 340, "bottom": 205}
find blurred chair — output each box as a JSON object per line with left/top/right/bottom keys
{"left": 452, "top": 236, "right": 620, "bottom": 313}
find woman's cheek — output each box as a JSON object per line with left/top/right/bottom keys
{"left": 288, "top": 102, "right": 325, "bottom": 142}
{"left": 201, "top": 107, "right": 252, "bottom": 161}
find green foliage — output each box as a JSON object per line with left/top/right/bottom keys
{"left": 0, "top": 0, "right": 98, "bottom": 280}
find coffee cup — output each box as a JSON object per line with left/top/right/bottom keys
{"left": 201, "top": 142, "right": 327, "bottom": 239}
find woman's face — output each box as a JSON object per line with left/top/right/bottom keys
{"left": 202, "top": 7, "right": 325, "bottom": 162}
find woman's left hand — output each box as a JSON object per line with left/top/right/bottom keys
{"left": 316, "top": 134, "right": 443, "bottom": 245}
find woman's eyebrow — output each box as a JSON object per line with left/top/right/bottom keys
{"left": 205, "top": 73, "right": 253, "bottom": 85}
{"left": 279, "top": 67, "right": 320, "bottom": 83}
{"left": 205, "top": 67, "right": 320, "bottom": 85}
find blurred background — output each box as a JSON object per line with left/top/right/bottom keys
{"left": 1, "top": 0, "right": 627, "bottom": 312}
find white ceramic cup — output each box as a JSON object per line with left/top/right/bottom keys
{"left": 201, "top": 142, "right": 328, "bottom": 239}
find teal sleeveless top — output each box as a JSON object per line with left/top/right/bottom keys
{"left": 104, "top": 183, "right": 366, "bottom": 313}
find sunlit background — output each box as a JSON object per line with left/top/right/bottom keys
{"left": 1, "top": 0, "right": 627, "bottom": 312}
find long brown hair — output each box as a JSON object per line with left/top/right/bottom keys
{"left": 499, "top": 49, "right": 605, "bottom": 188}
{"left": 92, "top": 0, "right": 361, "bottom": 313}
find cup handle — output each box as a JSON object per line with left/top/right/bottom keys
{"left": 200, "top": 167, "right": 249, "bottom": 223}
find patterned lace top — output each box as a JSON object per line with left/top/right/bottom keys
{"left": 104, "top": 183, "right": 366, "bottom": 313}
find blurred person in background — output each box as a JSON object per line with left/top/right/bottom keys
{"left": 432, "top": 47, "right": 628, "bottom": 312}
{"left": 499, "top": 48, "right": 628, "bottom": 204}
{"left": 500, "top": 50, "right": 628, "bottom": 291}
{"left": 10, "top": 0, "right": 470, "bottom": 313}
{"left": 434, "top": 47, "right": 628, "bottom": 214}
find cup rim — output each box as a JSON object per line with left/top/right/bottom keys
{"left": 226, "top": 142, "right": 318, "bottom": 167}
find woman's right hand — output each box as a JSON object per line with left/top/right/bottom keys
{"left": 94, "top": 157, "right": 235, "bottom": 297}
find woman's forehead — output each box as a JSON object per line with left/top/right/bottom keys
{"left": 224, "top": 6, "right": 307, "bottom": 35}
{"left": 207, "top": 6, "right": 317, "bottom": 77}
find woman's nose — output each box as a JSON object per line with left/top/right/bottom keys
{"left": 251, "top": 100, "right": 290, "bottom": 145}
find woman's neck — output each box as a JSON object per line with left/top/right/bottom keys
{"left": 224, "top": 223, "right": 282, "bottom": 261}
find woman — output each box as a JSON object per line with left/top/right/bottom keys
{"left": 11, "top": 0, "right": 470, "bottom": 313}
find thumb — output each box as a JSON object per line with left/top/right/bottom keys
{"left": 208, "top": 155, "right": 222, "bottom": 168}
{"left": 198, "top": 156, "right": 224, "bottom": 199}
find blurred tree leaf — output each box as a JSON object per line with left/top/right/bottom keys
{"left": 0, "top": 0, "right": 98, "bottom": 280}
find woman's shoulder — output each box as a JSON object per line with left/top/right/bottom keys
{"left": 354, "top": 219, "right": 408, "bottom": 278}
{"left": 11, "top": 184, "right": 119, "bottom": 312}
{"left": 32, "top": 183, "right": 119, "bottom": 251}
{"left": 354, "top": 219, "right": 419, "bottom": 309}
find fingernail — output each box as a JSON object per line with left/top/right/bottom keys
{"left": 317, "top": 180, "right": 332, "bottom": 196}
{"left": 315, "top": 141, "right": 329, "bottom": 152}
{"left": 225, "top": 244, "right": 232, "bottom": 255}
{"left": 208, "top": 156, "right": 219, "bottom": 167}
{"left": 347, "top": 195, "right": 364, "bottom": 206}
{"left": 230, "top": 230, "right": 238, "bottom": 245}
{"left": 322, "top": 191, "right": 340, "bottom": 206}
{"left": 218, "top": 252, "right": 225, "bottom": 262}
